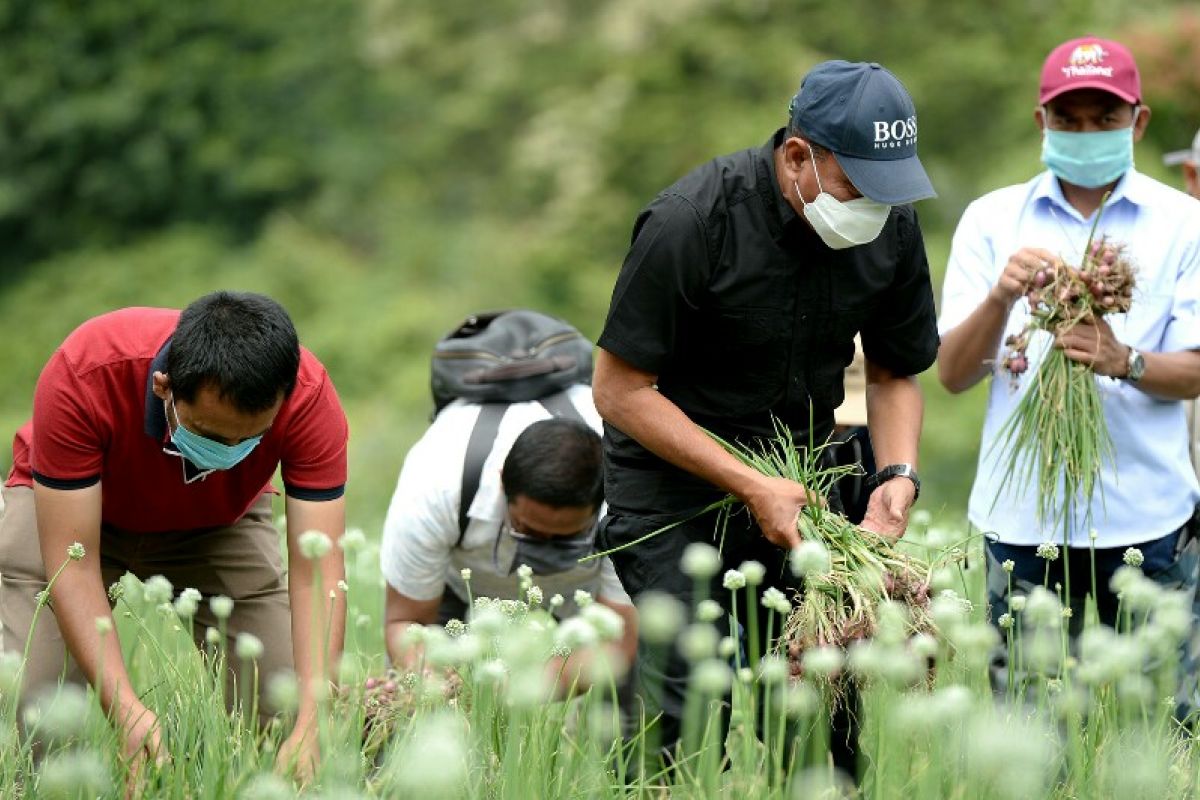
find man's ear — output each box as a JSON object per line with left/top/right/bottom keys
{"left": 781, "top": 135, "right": 810, "bottom": 183}
{"left": 1132, "top": 104, "right": 1152, "bottom": 143}
{"left": 151, "top": 371, "right": 171, "bottom": 401}
{"left": 1183, "top": 162, "right": 1199, "bottom": 199}
{"left": 1033, "top": 105, "right": 1046, "bottom": 132}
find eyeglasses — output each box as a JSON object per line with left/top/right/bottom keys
{"left": 504, "top": 512, "right": 600, "bottom": 545}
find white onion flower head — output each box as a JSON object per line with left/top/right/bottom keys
{"left": 477, "top": 659, "right": 507, "bottom": 687}
{"left": 802, "top": 645, "right": 844, "bottom": 678}
{"left": 997, "top": 612, "right": 1014, "bottom": 630}
{"left": 516, "top": 564, "right": 534, "bottom": 581}
{"left": 298, "top": 530, "right": 333, "bottom": 560}
{"left": 1009, "top": 595, "right": 1027, "bottom": 613}
{"left": 143, "top": 574, "right": 174, "bottom": 606}
{"left": 1035, "top": 541, "right": 1060, "bottom": 561}
{"left": 695, "top": 599, "right": 724, "bottom": 624}
{"left": 909, "top": 632, "right": 938, "bottom": 660}
{"left": 338, "top": 528, "right": 366, "bottom": 553}
{"left": 526, "top": 585, "right": 544, "bottom": 606}
{"left": 636, "top": 591, "right": 685, "bottom": 645}
{"left": 722, "top": 569, "right": 746, "bottom": 591}
{"left": 693, "top": 659, "right": 733, "bottom": 695}
{"left": 549, "top": 593, "right": 564, "bottom": 609}
{"left": 758, "top": 654, "right": 789, "bottom": 685}
{"left": 845, "top": 640, "right": 885, "bottom": 680}
{"left": 761, "top": 587, "right": 791, "bottom": 615}
{"left": 1123, "top": 547, "right": 1144, "bottom": 568}
{"left": 573, "top": 589, "right": 594, "bottom": 608}
{"left": 444, "top": 618, "right": 467, "bottom": 639}
{"left": 36, "top": 751, "right": 112, "bottom": 799}
{"left": 678, "top": 623, "right": 719, "bottom": 662}
{"left": 790, "top": 540, "right": 831, "bottom": 578}
{"left": 582, "top": 603, "right": 625, "bottom": 642}
{"left": 556, "top": 617, "right": 598, "bottom": 651}
{"left": 173, "top": 593, "right": 199, "bottom": 619}
{"left": 910, "top": 509, "right": 932, "bottom": 528}
{"left": 389, "top": 713, "right": 469, "bottom": 795}
{"left": 469, "top": 606, "right": 506, "bottom": 638}
{"left": 681, "top": 542, "right": 721, "bottom": 579}
{"left": 737, "top": 560, "right": 766, "bottom": 586}
{"left": 778, "top": 682, "right": 818, "bottom": 717}
{"left": 718, "top": 636, "right": 737, "bottom": 659}
{"left": 26, "top": 684, "right": 91, "bottom": 741}
{"left": 1001, "top": 559, "right": 1015, "bottom": 574}
{"left": 266, "top": 671, "right": 299, "bottom": 714}
{"left": 205, "top": 627, "right": 221, "bottom": 646}
{"left": 210, "top": 595, "right": 235, "bottom": 620}
{"left": 66, "top": 542, "right": 85, "bottom": 561}
{"left": 459, "top": 567, "right": 472, "bottom": 582}
{"left": 236, "top": 632, "right": 264, "bottom": 661}
{"left": 930, "top": 590, "right": 970, "bottom": 630}
{"left": 737, "top": 666, "right": 754, "bottom": 684}
{"left": 336, "top": 580, "right": 349, "bottom": 593}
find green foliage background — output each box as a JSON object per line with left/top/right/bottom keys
{"left": 1, "top": 0, "right": 1197, "bottom": 534}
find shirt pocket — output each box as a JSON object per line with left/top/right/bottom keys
{"left": 687, "top": 306, "right": 791, "bottom": 417}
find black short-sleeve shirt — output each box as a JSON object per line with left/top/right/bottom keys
{"left": 598, "top": 129, "right": 939, "bottom": 514}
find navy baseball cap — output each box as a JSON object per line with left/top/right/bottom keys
{"left": 789, "top": 61, "right": 936, "bottom": 204}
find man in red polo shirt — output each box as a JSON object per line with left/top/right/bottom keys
{"left": 0, "top": 291, "right": 348, "bottom": 782}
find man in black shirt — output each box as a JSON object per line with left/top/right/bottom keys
{"left": 593, "top": 60, "right": 940, "bottom": 751}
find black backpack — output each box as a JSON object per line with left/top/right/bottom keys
{"left": 430, "top": 309, "right": 594, "bottom": 542}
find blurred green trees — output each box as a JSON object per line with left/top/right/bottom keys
{"left": 1, "top": 0, "right": 1196, "bottom": 530}
{"left": 0, "top": 0, "right": 381, "bottom": 266}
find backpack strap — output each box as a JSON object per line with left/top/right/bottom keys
{"left": 537, "top": 391, "right": 584, "bottom": 423}
{"left": 457, "top": 403, "right": 507, "bottom": 546}
{"left": 456, "top": 391, "right": 585, "bottom": 547}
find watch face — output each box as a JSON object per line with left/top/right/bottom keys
{"left": 1129, "top": 351, "right": 1146, "bottom": 381}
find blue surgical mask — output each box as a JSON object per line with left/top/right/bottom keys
{"left": 166, "top": 396, "right": 262, "bottom": 472}
{"left": 1041, "top": 119, "right": 1135, "bottom": 189}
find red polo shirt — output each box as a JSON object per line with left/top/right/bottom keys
{"left": 6, "top": 307, "right": 349, "bottom": 532}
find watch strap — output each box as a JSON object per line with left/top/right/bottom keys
{"left": 866, "top": 463, "right": 921, "bottom": 502}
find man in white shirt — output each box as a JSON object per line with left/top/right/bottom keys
{"left": 937, "top": 37, "right": 1200, "bottom": 709}
{"left": 380, "top": 385, "right": 637, "bottom": 682}
{"left": 1166, "top": 127, "right": 1200, "bottom": 481}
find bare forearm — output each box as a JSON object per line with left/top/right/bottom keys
{"left": 1132, "top": 350, "right": 1200, "bottom": 400}
{"left": 48, "top": 568, "right": 138, "bottom": 715}
{"left": 594, "top": 380, "right": 763, "bottom": 503}
{"left": 938, "top": 295, "right": 1012, "bottom": 393}
{"left": 865, "top": 373, "right": 924, "bottom": 468}
{"left": 287, "top": 553, "right": 346, "bottom": 721}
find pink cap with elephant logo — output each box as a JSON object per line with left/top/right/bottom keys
{"left": 1039, "top": 37, "right": 1141, "bottom": 105}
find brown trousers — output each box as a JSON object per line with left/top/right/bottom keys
{"left": 0, "top": 485, "right": 293, "bottom": 720}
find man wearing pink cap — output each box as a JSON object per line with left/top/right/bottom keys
{"left": 937, "top": 37, "right": 1200, "bottom": 712}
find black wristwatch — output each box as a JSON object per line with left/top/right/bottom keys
{"left": 866, "top": 464, "right": 921, "bottom": 502}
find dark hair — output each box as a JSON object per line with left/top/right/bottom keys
{"left": 167, "top": 291, "right": 301, "bottom": 413}
{"left": 501, "top": 418, "right": 603, "bottom": 510}
{"left": 784, "top": 122, "right": 830, "bottom": 161}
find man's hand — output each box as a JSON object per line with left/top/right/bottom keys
{"left": 743, "top": 475, "right": 820, "bottom": 549}
{"left": 990, "top": 247, "right": 1061, "bottom": 308}
{"left": 118, "top": 703, "right": 166, "bottom": 799}
{"left": 859, "top": 478, "right": 916, "bottom": 539}
{"left": 276, "top": 720, "right": 320, "bottom": 785}
{"left": 1056, "top": 318, "right": 1127, "bottom": 377}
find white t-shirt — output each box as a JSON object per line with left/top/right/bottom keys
{"left": 380, "top": 385, "right": 630, "bottom": 606}
{"left": 939, "top": 169, "right": 1200, "bottom": 547}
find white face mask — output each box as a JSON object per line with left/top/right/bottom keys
{"left": 795, "top": 145, "right": 891, "bottom": 250}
